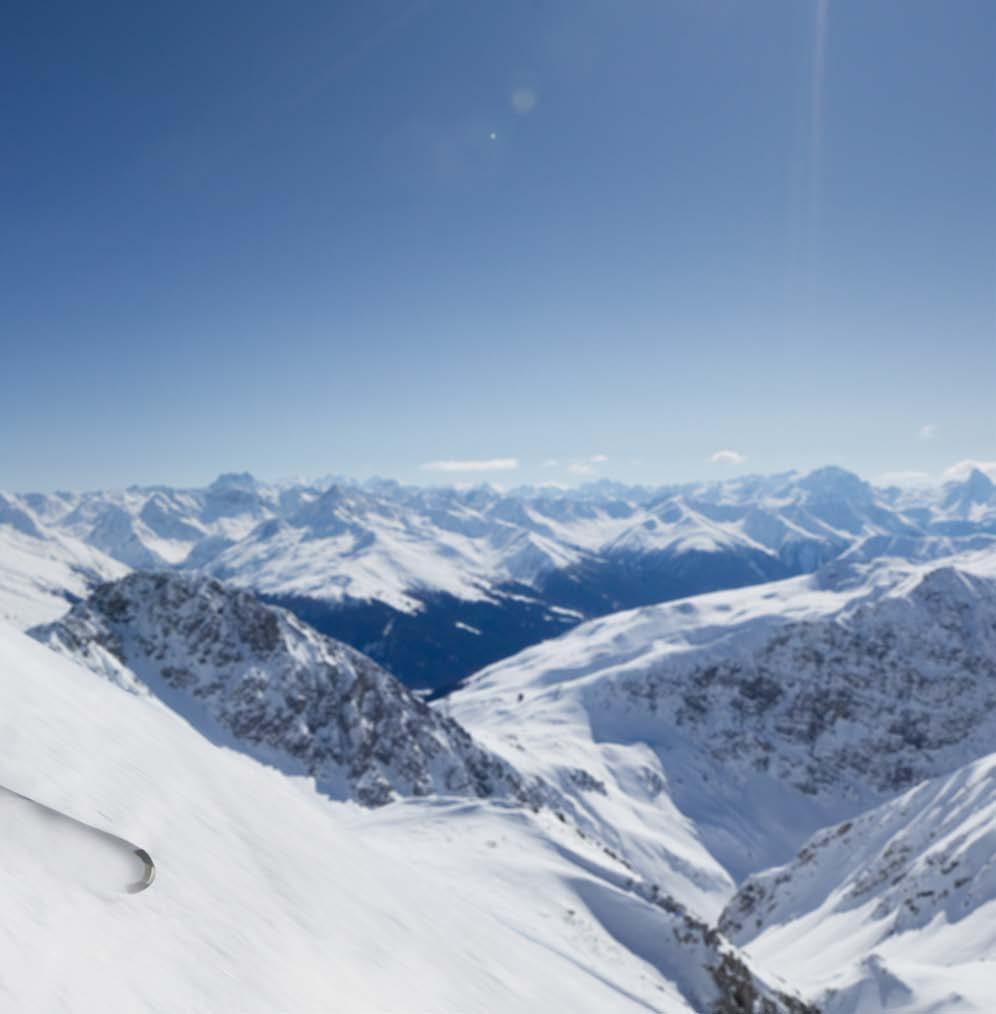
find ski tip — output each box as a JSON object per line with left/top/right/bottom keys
{"left": 127, "top": 848, "right": 156, "bottom": 894}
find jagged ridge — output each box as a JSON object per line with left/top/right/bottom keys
{"left": 31, "top": 572, "right": 544, "bottom": 808}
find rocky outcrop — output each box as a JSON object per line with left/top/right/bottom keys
{"left": 31, "top": 573, "right": 544, "bottom": 808}
{"left": 598, "top": 565, "right": 996, "bottom": 800}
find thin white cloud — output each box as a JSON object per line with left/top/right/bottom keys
{"left": 565, "top": 454, "right": 609, "bottom": 476}
{"left": 943, "top": 460, "right": 996, "bottom": 482}
{"left": 709, "top": 449, "right": 746, "bottom": 465}
{"left": 542, "top": 458, "right": 560, "bottom": 468}
{"left": 879, "top": 470, "right": 931, "bottom": 486}
{"left": 919, "top": 424, "right": 937, "bottom": 441}
{"left": 420, "top": 457, "right": 519, "bottom": 473}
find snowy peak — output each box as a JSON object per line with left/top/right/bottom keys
{"left": 138, "top": 492, "right": 206, "bottom": 544}
{"left": 86, "top": 504, "right": 166, "bottom": 568}
{"left": 797, "top": 466, "right": 873, "bottom": 504}
{"left": 11, "top": 465, "right": 996, "bottom": 689}
{"left": 942, "top": 467, "right": 996, "bottom": 516}
{"left": 30, "top": 573, "right": 539, "bottom": 808}
{"left": 593, "top": 554, "right": 996, "bottom": 800}
{"left": 207, "top": 471, "right": 260, "bottom": 493}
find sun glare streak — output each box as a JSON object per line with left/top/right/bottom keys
{"left": 788, "top": 0, "right": 832, "bottom": 298}
{"left": 809, "top": 0, "right": 831, "bottom": 235}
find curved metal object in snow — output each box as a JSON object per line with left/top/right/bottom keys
{"left": 0, "top": 783, "right": 156, "bottom": 894}
{"left": 129, "top": 847, "right": 157, "bottom": 893}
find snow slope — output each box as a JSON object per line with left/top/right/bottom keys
{"left": 719, "top": 753, "right": 996, "bottom": 1012}
{"left": 0, "top": 621, "right": 812, "bottom": 1013}
{"left": 450, "top": 549, "right": 996, "bottom": 892}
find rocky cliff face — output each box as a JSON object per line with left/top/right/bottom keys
{"left": 31, "top": 572, "right": 541, "bottom": 808}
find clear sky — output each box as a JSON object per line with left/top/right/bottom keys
{"left": 2, "top": 1, "right": 994, "bottom": 491}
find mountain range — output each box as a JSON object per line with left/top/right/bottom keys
{"left": 6, "top": 465, "right": 996, "bottom": 692}
{"left": 11, "top": 498, "right": 996, "bottom": 1005}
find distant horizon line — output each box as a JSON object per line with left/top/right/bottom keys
{"left": 8, "top": 459, "right": 995, "bottom": 498}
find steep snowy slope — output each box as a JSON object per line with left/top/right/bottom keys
{"left": 0, "top": 494, "right": 127, "bottom": 628}
{"left": 0, "top": 621, "right": 813, "bottom": 1013}
{"left": 31, "top": 573, "right": 538, "bottom": 808}
{"left": 719, "top": 754, "right": 996, "bottom": 1012}
{"left": 450, "top": 550, "right": 996, "bottom": 887}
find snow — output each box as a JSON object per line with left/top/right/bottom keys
{"left": 720, "top": 753, "right": 996, "bottom": 1012}
{"left": 9, "top": 465, "right": 996, "bottom": 620}
{"left": 0, "top": 621, "right": 806, "bottom": 1012}
{"left": 0, "top": 509, "right": 126, "bottom": 629}
{"left": 6, "top": 465, "right": 996, "bottom": 1010}
{"left": 451, "top": 546, "right": 996, "bottom": 896}
{"left": 31, "top": 572, "right": 541, "bottom": 808}
{"left": 0, "top": 786, "right": 151, "bottom": 895}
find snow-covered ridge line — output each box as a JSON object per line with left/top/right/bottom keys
{"left": 30, "top": 572, "right": 550, "bottom": 809}
{"left": 6, "top": 465, "right": 996, "bottom": 690}
{"left": 450, "top": 548, "right": 996, "bottom": 894}
{"left": 718, "top": 752, "right": 996, "bottom": 1011}
{"left": 8, "top": 465, "right": 996, "bottom": 612}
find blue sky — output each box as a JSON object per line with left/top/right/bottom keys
{"left": 2, "top": 1, "right": 994, "bottom": 491}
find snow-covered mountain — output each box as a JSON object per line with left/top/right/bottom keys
{"left": 0, "top": 493, "right": 127, "bottom": 628}
{"left": 719, "top": 752, "right": 996, "bottom": 1011}
{"left": 30, "top": 572, "right": 541, "bottom": 808}
{"left": 0, "top": 617, "right": 815, "bottom": 1013}
{"left": 10, "top": 472, "right": 996, "bottom": 1010}
{"left": 449, "top": 548, "right": 996, "bottom": 891}
{"left": 8, "top": 465, "right": 996, "bottom": 689}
